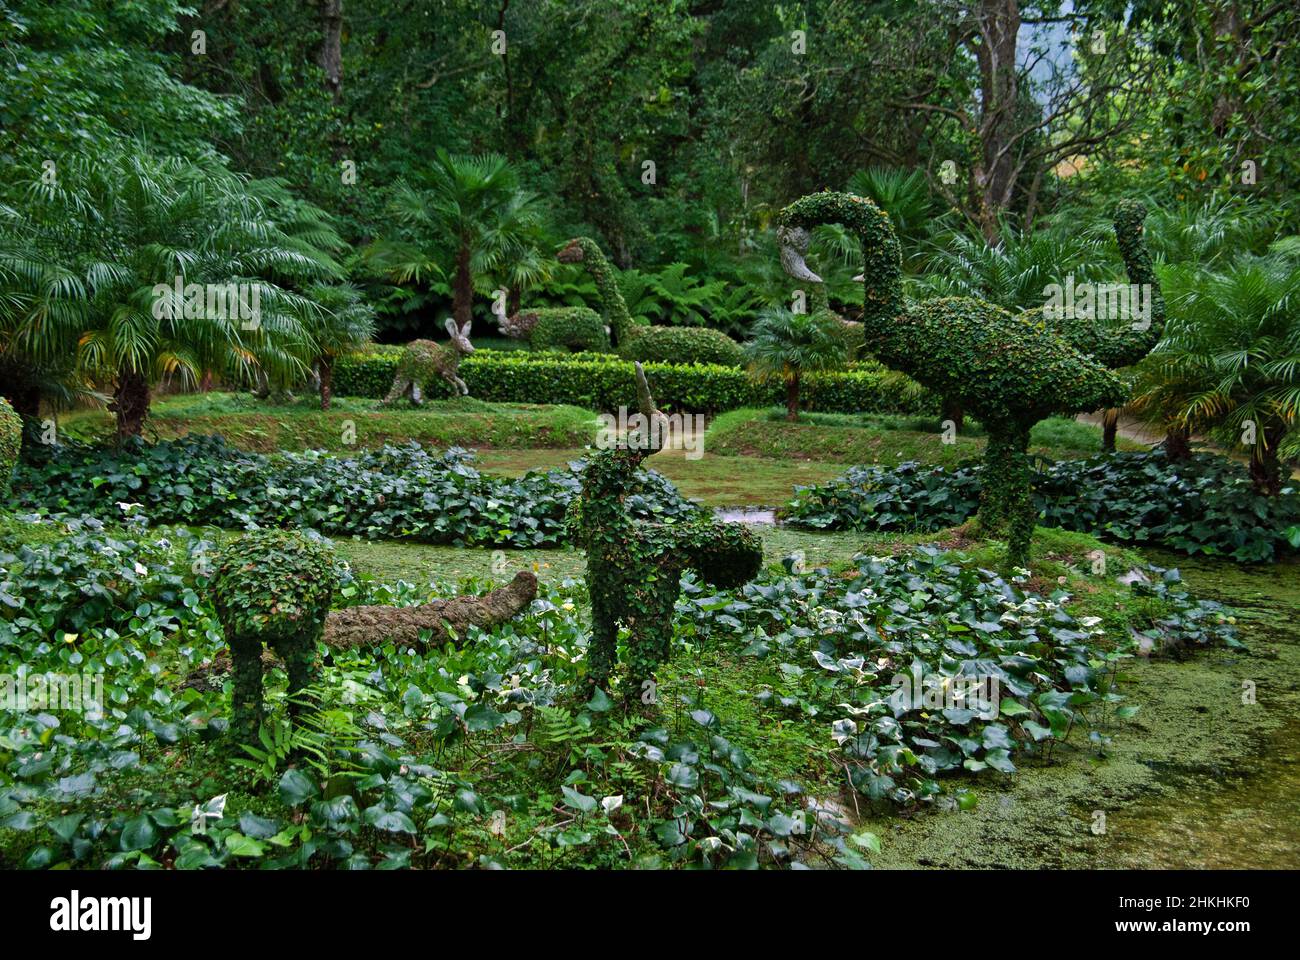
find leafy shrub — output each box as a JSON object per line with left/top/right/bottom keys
{"left": 0, "top": 397, "right": 19, "bottom": 499}
{"left": 617, "top": 325, "right": 744, "bottom": 367}
{"left": 13, "top": 436, "right": 699, "bottom": 548}
{"left": 784, "top": 451, "right": 1300, "bottom": 563}
{"left": 527, "top": 307, "right": 610, "bottom": 352}
{"left": 334, "top": 350, "right": 933, "bottom": 415}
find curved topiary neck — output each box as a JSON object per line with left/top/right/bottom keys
{"left": 1101, "top": 199, "right": 1166, "bottom": 368}
{"left": 1113, "top": 200, "right": 1165, "bottom": 331}
{"left": 576, "top": 238, "right": 636, "bottom": 343}
{"left": 779, "top": 192, "right": 903, "bottom": 332}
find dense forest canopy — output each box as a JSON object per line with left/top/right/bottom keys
{"left": 5, "top": 0, "right": 1296, "bottom": 340}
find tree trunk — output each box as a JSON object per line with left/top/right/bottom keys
{"left": 942, "top": 397, "right": 964, "bottom": 433}
{"left": 110, "top": 368, "right": 151, "bottom": 440}
{"left": 324, "top": 571, "right": 538, "bottom": 650}
{"left": 318, "top": 355, "right": 334, "bottom": 411}
{"left": 1101, "top": 408, "right": 1119, "bottom": 453}
{"left": 453, "top": 244, "right": 474, "bottom": 333}
{"left": 968, "top": 0, "right": 1022, "bottom": 241}
{"left": 1249, "top": 424, "right": 1286, "bottom": 496}
{"left": 318, "top": 0, "right": 344, "bottom": 104}
{"left": 1164, "top": 423, "right": 1192, "bottom": 461}
{"left": 785, "top": 374, "right": 800, "bottom": 421}
{"left": 507, "top": 285, "right": 522, "bottom": 317}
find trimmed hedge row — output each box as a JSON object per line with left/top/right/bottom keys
{"left": 335, "top": 349, "right": 935, "bottom": 415}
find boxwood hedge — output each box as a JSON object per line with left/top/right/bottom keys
{"left": 335, "top": 348, "right": 934, "bottom": 415}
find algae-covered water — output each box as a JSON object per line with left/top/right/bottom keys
{"left": 865, "top": 552, "right": 1300, "bottom": 869}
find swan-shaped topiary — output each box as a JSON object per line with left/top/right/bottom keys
{"left": 567, "top": 363, "right": 762, "bottom": 701}
{"left": 549, "top": 238, "right": 745, "bottom": 367}
{"left": 777, "top": 192, "right": 1165, "bottom": 567}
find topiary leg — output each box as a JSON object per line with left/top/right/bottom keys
{"left": 229, "top": 632, "right": 265, "bottom": 746}
{"left": 979, "top": 423, "right": 1035, "bottom": 568}
{"left": 586, "top": 589, "right": 619, "bottom": 695}
{"left": 272, "top": 626, "right": 322, "bottom": 722}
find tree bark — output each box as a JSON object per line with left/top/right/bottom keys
{"left": 1163, "top": 423, "right": 1192, "bottom": 461}
{"left": 318, "top": 0, "right": 344, "bottom": 104}
{"left": 1101, "top": 408, "right": 1119, "bottom": 453}
{"left": 318, "top": 355, "right": 334, "bottom": 411}
{"left": 110, "top": 368, "right": 151, "bottom": 440}
{"left": 942, "top": 396, "right": 964, "bottom": 434}
{"left": 453, "top": 243, "right": 473, "bottom": 332}
{"left": 785, "top": 374, "right": 801, "bottom": 421}
{"left": 1249, "top": 424, "right": 1286, "bottom": 496}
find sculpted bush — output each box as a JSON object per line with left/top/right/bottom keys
{"left": 567, "top": 364, "right": 763, "bottom": 700}
{"left": 210, "top": 530, "right": 340, "bottom": 743}
{"left": 0, "top": 397, "right": 20, "bottom": 500}
{"left": 777, "top": 191, "right": 1164, "bottom": 566}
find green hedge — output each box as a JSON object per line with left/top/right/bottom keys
{"left": 335, "top": 349, "right": 935, "bottom": 415}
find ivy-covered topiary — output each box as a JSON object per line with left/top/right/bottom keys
{"left": 0, "top": 397, "right": 20, "bottom": 500}
{"left": 210, "top": 529, "right": 341, "bottom": 744}
{"left": 777, "top": 192, "right": 1164, "bottom": 567}
{"left": 382, "top": 319, "right": 476, "bottom": 404}
{"left": 567, "top": 363, "right": 763, "bottom": 700}
{"left": 555, "top": 236, "right": 745, "bottom": 367}
{"left": 527, "top": 306, "right": 611, "bottom": 352}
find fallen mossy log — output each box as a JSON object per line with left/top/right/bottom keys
{"left": 184, "top": 571, "right": 538, "bottom": 691}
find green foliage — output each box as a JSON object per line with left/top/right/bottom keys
{"left": 0, "top": 397, "right": 19, "bottom": 498}
{"left": 1133, "top": 253, "right": 1300, "bottom": 489}
{"left": 0, "top": 150, "right": 337, "bottom": 434}
{"left": 745, "top": 306, "right": 848, "bottom": 419}
{"left": 778, "top": 191, "right": 1165, "bottom": 566}
{"left": 14, "top": 436, "right": 697, "bottom": 550}
{"left": 618, "top": 325, "right": 744, "bottom": 367}
{"left": 527, "top": 307, "right": 610, "bottom": 353}
{"left": 784, "top": 451, "right": 1300, "bottom": 564}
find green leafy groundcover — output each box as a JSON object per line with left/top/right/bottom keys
{"left": 0, "top": 519, "right": 844, "bottom": 869}
{"left": 0, "top": 518, "right": 1234, "bottom": 868}
{"left": 13, "top": 436, "right": 697, "bottom": 548}
{"left": 784, "top": 451, "right": 1300, "bottom": 563}
{"left": 680, "top": 547, "right": 1237, "bottom": 806}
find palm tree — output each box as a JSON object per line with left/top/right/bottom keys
{"left": 307, "top": 282, "right": 375, "bottom": 410}
{"left": 1134, "top": 256, "right": 1300, "bottom": 494}
{"left": 371, "top": 150, "right": 540, "bottom": 334}
{"left": 2, "top": 151, "right": 333, "bottom": 438}
{"left": 745, "top": 306, "right": 847, "bottom": 421}
{"left": 847, "top": 167, "right": 934, "bottom": 252}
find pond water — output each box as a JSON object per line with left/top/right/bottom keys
{"left": 1093, "top": 553, "right": 1300, "bottom": 869}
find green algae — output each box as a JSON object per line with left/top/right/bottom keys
{"left": 862, "top": 552, "right": 1300, "bottom": 869}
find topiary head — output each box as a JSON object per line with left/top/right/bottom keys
{"left": 1113, "top": 198, "right": 1149, "bottom": 231}
{"left": 556, "top": 238, "right": 585, "bottom": 263}
{"left": 211, "top": 530, "right": 342, "bottom": 645}
{"left": 683, "top": 520, "right": 764, "bottom": 590}
{"left": 0, "top": 397, "right": 20, "bottom": 500}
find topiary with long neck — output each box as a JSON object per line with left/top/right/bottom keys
{"left": 778, "top": 192, "right": 1164, "bottom": 567}
{"left": 559, "top": 238, "right": 745, "bottom": 367}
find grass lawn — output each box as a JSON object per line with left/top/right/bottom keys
{"left": 705, "top": 407, "right": 1147, "bottom": 467}
{"left": 475, "top": 446, "right": 849, "bottom": 506}
{"left": 56, "top": 392, "right": 600, "bottom": 452}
